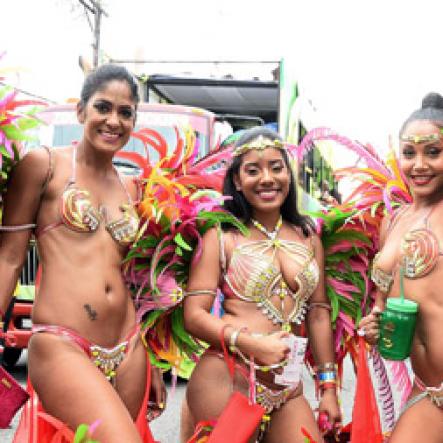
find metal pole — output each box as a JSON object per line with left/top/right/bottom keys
{"left": 92, "top": 3, "right": 101, "bottom": 68}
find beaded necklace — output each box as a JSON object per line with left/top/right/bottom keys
{"left": 251, "top": 216, "right": 283, "bottom": 242}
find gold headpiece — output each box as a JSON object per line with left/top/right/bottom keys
{"left": 233, "top": 135, "right": 285, "bottom": 157}
{"left": 400, "top": 133, "right": 441, "bottom": 144}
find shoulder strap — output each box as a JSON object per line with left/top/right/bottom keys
{"left": 216, "top": 224, "right": 227, "bottom": 274}
{"left": 40, "top": 145, "right": 54, "bottom": 195}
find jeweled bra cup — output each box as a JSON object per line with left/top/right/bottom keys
{"left": 371, "top": 205, "right": 442, "bottom": 293}
{"left": 400, "top": 228, "right": 440, "bottom": 278}
{"left": 371, "top": 254, "right": 394, "bottom": 293}
{"left": 61, "top": 187, "right": 101, "bottom": 232}
{"left": 105, "top": 203, "right": 140, "bottom": 245}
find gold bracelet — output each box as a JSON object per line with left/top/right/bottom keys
{"left": 315, "top": 362, "right": 336, "bottom": 372}
{"left": 229, "top": 327, "right": 247, "bottom": 353}
{"left": 308, "top": 302, "right": 332, "bottom": 312}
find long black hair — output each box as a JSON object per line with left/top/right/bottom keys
{"left": 222, "top": 127, "right": 314, "bottom": 236}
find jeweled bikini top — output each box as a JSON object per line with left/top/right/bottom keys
{"left": 371, "top": 205, "right": 443, "bottom": 293}
{"left": 36, "top": 145, "right": 139, "bottom": 246}
{"left": 218, "top": 219, "right": 319, "bottom": 331}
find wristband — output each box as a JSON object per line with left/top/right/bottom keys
{"left": 228, "top": 327, "right": 247, "bottom": 353}
{"left": 315, "top": 362, "right": 336, "bottom": 371}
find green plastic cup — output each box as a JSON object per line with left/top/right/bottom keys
{"left": 378, "top": 297, "right": 418, "bottom": 361}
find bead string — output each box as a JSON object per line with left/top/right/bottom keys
{"left": 251, "top": 216, "right": 283, "bottom": 241}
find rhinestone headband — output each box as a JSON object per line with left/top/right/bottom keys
{"left": 400, "top": 133, "right": 441, "bottom": 143}
{"left": 232, "top": 135, "right": 285, "bottom": 157}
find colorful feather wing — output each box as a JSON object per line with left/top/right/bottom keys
{"left": 0, "top": 59, "right": 46, "bottom": 203}
{"left": 124, "top": 126, "right": 243, "bottom": 374}
{"left": 300, "top": 128, "right": 412, "bottom": 407}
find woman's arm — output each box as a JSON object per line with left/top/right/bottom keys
{"left": 0, "top": 148, "right": 51, "bottom": 313}
{"left": 358, "top": 213, "right": 391, "bottom": 343}
{"left": 305, "top": 234, "right": 335, "bottom": 367}
{"left": 306, "top": 234, "right": 341, "bottom": 427}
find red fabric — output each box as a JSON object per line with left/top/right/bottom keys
{"left": 206, "top": 391, "right": 265, "bottom": 443}
{"left": 350, "top": 337, "right": 383, "bottom": 443}
{"left": 13, "top": 362, "right": 156, "bottom": 443}
{"left": 0, "top": 366, "right": 30, "bottom": 428}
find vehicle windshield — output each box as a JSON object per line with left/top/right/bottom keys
{"left": 26, "top": 106, "right": 214, "bottom": 174}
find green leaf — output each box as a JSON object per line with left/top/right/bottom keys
{"left": 73, "top": 424, "right": 89, "bottom": 443}
{"left": 2, "top": 124, "right": 35, "bottom": 141}
{"left": 174, "top": 232, "right": 193, "bottom": 251}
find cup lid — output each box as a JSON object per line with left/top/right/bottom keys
{"left": 386, "top": 297, "right": 418, "bottom": 313}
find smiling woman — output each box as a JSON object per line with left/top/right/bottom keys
{"left": 181, "top": 127, "right": 341, "bottom": 443}
{"left": 360, "top": 92, "right": 443, "bottom": 443}
{"left": 0, "top": 64, "right": 163, "bottom": 443}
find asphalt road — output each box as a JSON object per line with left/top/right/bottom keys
{"left": 1, "top": 352, "right": 402, "bottom": 443}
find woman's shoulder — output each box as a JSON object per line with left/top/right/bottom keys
{"left": 13, "top": 146, "right": 56, "bottom": 183}
{"left": 288, "top": 221, "right": 318, "bottom": 239}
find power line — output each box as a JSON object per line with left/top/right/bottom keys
{"left": 0, "top": 82, "right": 56, "bottom": 104}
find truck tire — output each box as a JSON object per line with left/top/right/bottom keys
{"left": 2, "top": 347, "right": 22, "bottom": 368}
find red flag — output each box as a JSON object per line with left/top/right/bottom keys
{"left": 350, "top": 337, "right": 383, "bottom": 443}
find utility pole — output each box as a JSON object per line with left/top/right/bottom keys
{"left": 78, "top": 0, "right": 108, "bottom": 68}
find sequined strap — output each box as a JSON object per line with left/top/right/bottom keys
{"left": 414, "top": 376, "right": 443, "bottom": 408}
{"left": 0, "top": 224, "right": 36, "bottom": 232}
{"left": 41, "top": 145, "right": 55, "bottom": 195}
{"left": 216, "top": 224, "right": 227, "bottom": 273}
{"left": 385, "top": 205, "right": 409, "bottom": 234}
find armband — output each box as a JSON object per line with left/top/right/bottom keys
{"left": 185, "top": 289, "right": 217, "bottom": 297}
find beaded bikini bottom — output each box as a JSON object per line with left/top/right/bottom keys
{"left": 32, "top": 323, "right": 140, "bottom": 385}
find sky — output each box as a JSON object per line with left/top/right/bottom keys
{"left": 3, "top": 0, "right": 443, "bottom": 152}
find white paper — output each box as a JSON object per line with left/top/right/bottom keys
{"left": 274, "top": 334, "right": 308, "bottom": 386}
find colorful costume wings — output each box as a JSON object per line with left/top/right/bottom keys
{"left": 0, "top": 53, "right": 46, "bottom": 200}
{"left": 294, "top": 127, "right": 413, "bottom": 435}
{"left": 123, "top": 126, "right": 245, "bottom": 374}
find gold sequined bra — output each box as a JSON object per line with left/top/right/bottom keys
{"left": 218, "top": 226, "right": 319, "bottom": 330}
{"left": 35, "top": 145, "right": 139, "bottom": 246}
{"left": 371, "top": 205, "right": 443, "bottom": 293}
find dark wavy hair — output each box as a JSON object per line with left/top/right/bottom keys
{"left": 222, "top": 127, "right": 314, "bottom": 236}
{"left": 400, "top": 92, "right": 443, "bottom": 135}
{"left": 79, "top": 63, "right": 140, "bottom": 109}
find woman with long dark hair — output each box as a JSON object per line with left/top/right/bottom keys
{"left": 182, "top": 127, "right": 341, "bottom": 442}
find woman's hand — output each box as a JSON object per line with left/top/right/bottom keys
{"left": 147, "top": 366, "right": 167, "bottom": 421}
{"left": 251, "top": 331, "right": 290, "bottom": 367}
{"left": 318, "top": 389, "right": 342, "bottom": 435}
{"left": 358, "top": 306, "right": 382, "bottom": 345}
